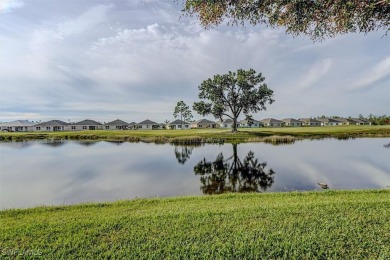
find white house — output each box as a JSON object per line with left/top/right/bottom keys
{"left": 239, "top": 119, "right": 262, "bottom": 128}
{"left": 31, "top": 120, "right": 68, "bottom": 132}
{"left": 217, "top": 119, "right": 240, "bottom": 129}
{"left": 281, "top": 118, "right": 303, "bottom": 127}
{"left": 317, "top": 118, "right": 343, "bottom": 126}
{"left": 260, "top": 118, "right": 283, "bottom": 127}
{"left": 0, "top": 120, "right": 35, "bottom": 132}
{"left": 190, "top": 119, "right": 217, "bottom": 129}
{"left": 299, "top": 118, "right": 321, "bottom": 126}
{"left": 169, "top": 119, "right": 190, "bottom": 129}
{"left": 137, "top": 119, "right": 160, "bottom": 130}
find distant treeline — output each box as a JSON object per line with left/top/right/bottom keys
{"left": 317, "top": 114, "right": 390, "bottom": 125}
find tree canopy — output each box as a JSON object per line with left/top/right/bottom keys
{"left": 181, "top": 0, "right": 390, "bottom": 40}
{"left": 193, "top": 68, "right": 274, "bottom": 132}
{"left": 173, "top": 101, "right": 193, "bottom": 128}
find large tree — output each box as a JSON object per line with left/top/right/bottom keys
{"left": 173, "top": 101, "right": 193, "bottom": 129}
{"left": 180, "top": 0, "right": 390, "bottom": 40}
{"left": 193, "top": 68, "right": 274, "bottom": 132}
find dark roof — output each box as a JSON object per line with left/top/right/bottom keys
{"left": 194, "top": 119, "right": 216, "bottom": 124}
{"left": 138, "top": 119, "right": 158, "bottom": 125}
{"left": 317, "top": 118, "right": 340, "bottom": 123}
{"left": 128, "top": 122, "right": 137, "bottom": 126}
{"left": 73, "top": 119, "right": 102, "bottom": 126}
{"left": 104, "top": 119, "right": 129, "bottom": 126}
{"left": 299, "top": 118, "right": 321, "bottom": 123}
{"left": 333, "top": 118, "right": 349, "bottom": 123}
{"left": 260, "top": 118, "right": 283, "bottom": 124}
{"left": 170, "top": 119, "right": 189, "bottom": 125}
{"left": 0, "top": 120, "right": 35, "bottom": 127}
{"left": 282, "top": 118, "right": 303, "bottom": 123}
{"left": 33, "top": 120, "right": 68, "bottom": 127}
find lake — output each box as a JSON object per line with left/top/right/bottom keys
{"left": 0, "top": 138, "right": 389, "bottom": 209}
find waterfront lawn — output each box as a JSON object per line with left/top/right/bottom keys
{"left": 1, "top": 125, "right": 390, "bottom": 142}
{"left": 1, "top": 190, "right": 389, "bottom": 258}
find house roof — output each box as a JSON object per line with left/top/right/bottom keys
{"left": 333, "top": 118, "right": 349, "bottom": 123}
{"left": 299, "top": 118, "right": 321, "bottom": 123}
{"left": 194, "top": 119, "right": 216, "bottom": 124}
{"left": 282, "top": 118, "right": 303, "bottom": 123}
{"left": 349, "top": 118, "right": 366, "bottom": 124}
{"left": 170, "top": 119, "right": 189, "bottom": 125}
{"left": 0, "top": 120, "right": 35, "bottom": 127}
{"left": 138, "top": 119, "right": 158, "bottom": 125}
{"left": 128, "top": 122, "right": 137, "bottom": 126}
{"left": 317, "top": 118, "right": 340, "bottom": 123}
{"left": 260, "top": 118, "right": 283, "bottom": 124}
{"left": 72, "top": 119, "right": 102, "bottom": 126}
{"left": 104, "top": 119, "right": 129, "bottom": 126}
{"left": 33, "top": 120, "right": 68, "bottom": 127}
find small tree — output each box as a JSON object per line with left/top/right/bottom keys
{"left": 173, "top": 101, "right": 193, "bottom": 129}
{"left": 193, "top": 68, "right": 274, "bottom": 132}
{"left": 164, "top": 119, "right": 170, "bottom": 129}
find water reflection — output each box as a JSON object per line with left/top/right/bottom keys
{"left": 193, "top": 144, "right": 275, "bottom": 194}
{"left": 40, "top": 140, "right": 66, "bottom": 147}
{"left": 384, "top": 143, "right": 390, "bottom": 148}
{"left": 173, "top": 144, "right": 203, "bottom": 164}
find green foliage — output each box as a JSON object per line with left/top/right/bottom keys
{"left": 173, "top": 101, "right": 193, "bottom": 126}
{"left": 181, "top": 0, "right": 390, "bottom": 41}
{"left": 1, "top": 190, "right": 389, "bottom": 258}
{"left": 193, "top": 68, "right": 274, "bottom": 132}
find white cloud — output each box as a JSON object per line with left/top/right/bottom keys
{"left": 0, "top": 0, "right": 23, "bottom": 13}
{"left": 349, "top": 57, "right": 390, "bottom": 90}
{"left": 299, "top": 58, "right": 332, "bottom": 90}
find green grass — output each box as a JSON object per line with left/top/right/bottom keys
{"left": 1, "top": 190, "right": 389, "bottom": 259}
{"left": 1, "top": 125, "right": 390, "bottom": 143}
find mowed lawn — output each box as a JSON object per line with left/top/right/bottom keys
{"left": 1, "top": 190, "right": 389, "bottom": 259}
{"left": 1, "top": 125, "right": 390, "bottom": 142}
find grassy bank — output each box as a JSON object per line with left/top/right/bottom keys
{"left": 1, "top": 125, "right": 390, "bottom": 144}
{"left": 1, "top": 190, "right": 389, "bottom": 258}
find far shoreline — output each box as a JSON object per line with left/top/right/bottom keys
{"left": 1, "top": 125, "right": 389, "bottom": 144}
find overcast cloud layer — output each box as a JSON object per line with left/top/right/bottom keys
{"left": 1, "top": 0, "right": 389, "bottom": 123}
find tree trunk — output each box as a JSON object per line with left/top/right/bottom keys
{"left": 232, "top": 116, "right": 238, "bottom": 132}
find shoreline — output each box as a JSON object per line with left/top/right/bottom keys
{"left": 1, "top": 125, "right": 390, "bottom": 144}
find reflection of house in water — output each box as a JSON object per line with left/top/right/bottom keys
{"left": 0, "top": 141, "right": 34, "bottom": 149}
{"left": 74, "top": 141, "right": 99, "bottom": 146}
{"left": 40, "top": 140, "right": 67, "bottom": 148}
{"left": 384, "top": 143, "right": 390, "bottom": 148}
{"left": 193, "top": 144, "right": 275, "bottom": 194}
{"left": 105, "top": 141, "right": 124, "bottom": 145}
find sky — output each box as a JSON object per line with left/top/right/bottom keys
{"left": 0, "top": 0, "right": 389, "bottom": 123}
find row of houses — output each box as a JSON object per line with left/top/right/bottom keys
{"left": 0, "top": 117, "right": 371, "bottom": 132}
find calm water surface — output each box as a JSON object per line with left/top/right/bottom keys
{"left": 0, "top": 138, "right": 389, "bottom": 209}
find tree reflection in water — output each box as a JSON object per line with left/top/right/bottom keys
{"left": 174, "top": 144, "right": 203, "bottom": 164}
{"left": 194, "top": 144, "right": 275, "bottom": 194}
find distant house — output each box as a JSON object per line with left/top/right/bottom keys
{"left": 169, "top": 119, "right": 190, "bottom": 129}
{"left": 104, "top": 119, "right": 129, "bottom": 130}
{"left": 260, "top": 118, "right": 283, "bottom": 127}
{"left": 333, "top": 118, "right": 350, "bottom": 125}
{"left": 191, "top": 119, "right": 217, "bottom": 129}
{"left": 138, "top": 119, "right": 159, "bottom": 130}
{"left": 217, "top": 119, "right": 240, "bottom": 129}
{"left": 317, "top": 118, "right": 343, "bottom": 126}
{"left": 239, "top": 119, "right": 262, "bottom": 128}
{"left": 31, "top": 120, "right": 68, "bottom": 132}
{"left": 348, "top": 118, "right": 371, "bottom": 125}
{"left": 0, "top": 120, "right": 35, "bottom": 132}
{"left": 299, "top": 118, "right": 321, "bottom": 126}
{"left": 281, "top": 118, "right": 303, "bottom": 127}
{"left": 128, "top": 122, "right": 138, "bottom": 130}
{"left": 68, "top": 119, "right": 103, "bottom": 131}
